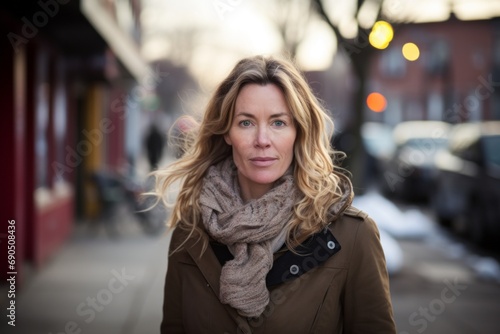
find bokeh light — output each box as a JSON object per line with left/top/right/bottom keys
{"left": 402, "top": 42, "right": 420, "bottom": 61}
{"left": 369, "top": 21, "right": 394, "bottom": 50}
{"left": 366, "top": 92, "right": 387, "bottom": 112}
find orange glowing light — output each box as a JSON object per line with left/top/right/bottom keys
{"left": 367, "top": 92, "right": 387, "bottom": 112}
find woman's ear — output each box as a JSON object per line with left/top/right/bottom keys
{"left": 224, "top": 134, "right": 232, "bottom": 145}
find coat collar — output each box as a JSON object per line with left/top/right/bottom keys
{"left": 209, "top": 226, "right": 341, "bottom": 286}
{"left": 266, "top": 226, "right": 341, "bottom": 286}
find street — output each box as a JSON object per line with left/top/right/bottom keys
{"left": 384, "top": 198, "right": 500, "bottom": 334}
{"left": 391, "top": 238, "right": 500, "bottom": 334}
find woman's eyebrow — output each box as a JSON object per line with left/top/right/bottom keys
{"left": 234, "top": 112, "right": 255, "bottom": 118}
{"left": 234, "top": 112, "right": 291, "bottom": 118}
{"left": 269, "top": 112, "right": 291, "bottom": 118}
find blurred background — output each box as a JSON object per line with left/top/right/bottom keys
{"left": 1, "top": 0, "right": 500, "bottom": 333}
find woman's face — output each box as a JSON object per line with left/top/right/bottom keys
{"left": 224, "top": 83, "right": 297, "bottom": 201}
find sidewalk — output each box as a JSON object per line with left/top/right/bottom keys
{"left": 2, "top": 219, "right": 172, "bottom": 334}
{"left": 1, "top": 152, "right": 176, "bottom": 334}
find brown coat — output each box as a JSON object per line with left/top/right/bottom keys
{"left": 161, "top": 206, "right": 396, "bottom": 334}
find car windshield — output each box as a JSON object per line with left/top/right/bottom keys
{"left": 483, "top": 135, "right": 500, "bottom": 167}
{"left": 404, "top": 138, "right": 448, "bottom": 155}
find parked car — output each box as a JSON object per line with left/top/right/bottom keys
{"left": 361, "top": 122, "right": 396, "bottom": 186}
{"left": 381, "top": 121, "right": 451, "bottom": 202}
{"left": 433, "top": 121, "right": 500, "bottom": 246}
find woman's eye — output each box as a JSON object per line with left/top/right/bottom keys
{"left": 273, "top": 120, "right": 285, "bottom": 127}
{"left": 240, "top": 120, "right": 252, "bottom": 127}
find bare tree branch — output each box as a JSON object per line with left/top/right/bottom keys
{"left": 265, "top": 0, "right": 314, "bottom": 57}
{"left": 311, "top": 0, "right": 346, "bottom": 47}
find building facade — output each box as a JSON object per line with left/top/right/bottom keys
{"left": 366, "top": 17, "right": 500, "bottom": 125}
{"left": 0, "top": 0, "right": 151, "bottom": 284}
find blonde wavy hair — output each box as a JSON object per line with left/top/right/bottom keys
{"left": 153, "top": 55, "right": 349, "bottom": 249}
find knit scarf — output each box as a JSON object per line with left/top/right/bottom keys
{"left": 199, "top": 157, "right": 299, "bottom": 317}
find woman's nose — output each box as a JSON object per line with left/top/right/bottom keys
{"left": 255, "top": 126, "right": 271, "bottom": 148}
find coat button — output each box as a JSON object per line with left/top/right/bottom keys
{"left": 327, "top": 241, "right": 336, "bottom": 249}
{"left": 290, "top": 264, "right": 299, "bottom": 275}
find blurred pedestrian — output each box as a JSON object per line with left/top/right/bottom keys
{"left": 155, "top": 55, "right": 396, "bottom": 333}
{"left": 145, "top": 123, "right": 165, "bottom": 171}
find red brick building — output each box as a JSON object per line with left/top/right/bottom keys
{"left": 366, "top": 16, "right": 500, "bottom": 125}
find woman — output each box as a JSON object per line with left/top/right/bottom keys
{"left": 155, "top": 55, "right": 396, "bottom": 333}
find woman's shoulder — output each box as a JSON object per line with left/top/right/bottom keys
{"left": 327, "top": 205, "right": 384, "bottom": 267}
{"left": 329, "top": 205, "right": 381, "bottom": 242}
{"left": 168, "top": 225, "right": 210, "bottom": 256}
{"left": 342, "top": 205, "right": 369, "bottom": 220}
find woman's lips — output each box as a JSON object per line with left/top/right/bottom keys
{"left": 250, "top": 157, "right": 276, "bottom": 167}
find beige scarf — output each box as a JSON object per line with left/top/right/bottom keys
{"left": 199, "top": 157, "right": 298, "bottom": 317}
